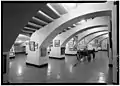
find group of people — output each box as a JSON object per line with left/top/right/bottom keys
{"left": 76, "top": 47, "right": 96, "bottom": 62}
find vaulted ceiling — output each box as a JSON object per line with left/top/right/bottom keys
{"left": 21, "top": 3, "right": 69, "bottom": 36}
{"left": 21, "top": 3, "right": 107, "bottom": 36}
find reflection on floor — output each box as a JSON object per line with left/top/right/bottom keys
{"left": 9, "top": 51, "right": 109, "bottom": 83}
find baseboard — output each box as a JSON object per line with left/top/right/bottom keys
{"left": 98, "top": 50, "right": 107, "bottom": 51}
{"left": 112, "top": 82, "right": 119, "bottom": 85}
{"left": 15, "top": 52, "right": 26, "bottom": 54}
{"left": 9, "top": 56, "right": 15, "bottom": 59}
{"left": 65, "top": 54, "right": 77, "bottom": 56}
{"left": 26, "top": 62, "right": 48, "bottom": 68}
{"left": 49, "top": 57, "right": 65, "bottom": 60}
{"left": 108, "top": 64, "right": 113, "bottom": 67}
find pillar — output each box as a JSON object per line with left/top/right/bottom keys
{"left": 112, "top": 3, "right": 118, "bottom": 84}
{"left": 108, "top": 17, "right": 113, "bottom": 67}
{"left": 49, "top": 40, "right": 65, "bottom": 58}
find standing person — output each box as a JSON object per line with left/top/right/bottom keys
{"left": 83, "top": 47, "right": 89, "bottom": 62}
{"left": 93, "top": 48, "right": 95, "bottom": 59}
{"left": 77, "top": 49, "right": 80, "bottom": 61}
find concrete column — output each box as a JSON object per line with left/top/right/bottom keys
{"left": 112, "top": 4, "right": 118, "bottom": 84}
{"left": 108, "top": 17, "right": 113, "bottom": 67}
{"left": 107, "top": 15, "right": 113, "bottom": 84}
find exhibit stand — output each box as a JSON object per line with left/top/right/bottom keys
{"left": 49, "top": 47, "right": 65, "bottom": 59}
{"left": 65, "top": 37, "right": 78, "bottom": 55}
{"left": 49, "top": 40, "right": 65, "bottom": 59}
{"left": 26, "top": 41, "right": 48, "bottom": 67}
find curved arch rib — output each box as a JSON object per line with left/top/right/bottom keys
{"left": 99, "top": 37, "right": 108, "bottom": 43}
{"left": 53, "top": 16, "right": 109, "bottom": 47}
{"left": 27, "top": 2, "right": 112, "bottom": 65}
{"left": 30, "top": 3, "right": 112, "bottom": 49}
{"left": 87, "top": 33, "right": 108, "bottom": 45}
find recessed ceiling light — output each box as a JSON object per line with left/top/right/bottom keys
{"left": 80, "top": 19, "right": 86, "bottom": 23}
{"left": 76, "top": 19, "right": 86, "bottom": 25}
{"left": 68, "top": 27, "right": 71, "bottom": 29}
{"left": 73, "top": 24, "right": 76, "bottom": 26}
{"left": 17, "top": 40, "right": 22, "bottom": 43}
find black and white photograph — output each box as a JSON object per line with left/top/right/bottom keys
{"left": 2, "top": 1, "right": 119, "bottom": 85}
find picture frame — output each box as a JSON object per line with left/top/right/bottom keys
{"left": 35, "top": 43, "right": 38, "bottom": 49}
{"left": 29, "top": 41, "right": 35, "bottom": 51}
{"left": 54, "top": 40, "right": 60, "bottom": 47}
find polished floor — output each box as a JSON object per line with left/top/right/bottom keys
{"left": 9, "top": 51, "right": 109, "bottom": 83}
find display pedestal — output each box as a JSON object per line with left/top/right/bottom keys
{"left": 65, "top": 47, "right": 77, "bottom": 56}
{"left": 49, "top": 47, "right": 65, "bottom": 59}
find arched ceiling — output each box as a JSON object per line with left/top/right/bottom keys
{"left": 99, "top": 37, "right": 108, "bottom": 43}
{"left": 20, "top": 2, "right": 107, "bottom": 36}
{"left": 87, "top": 33, "right": 108, "bottom": 44}
{"left": 21, "top": 3, "right": 77, "bottom": 36}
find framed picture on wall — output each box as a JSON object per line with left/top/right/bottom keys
{"left": 35, "top": 43, "right": 38, "bottom": 49}
{"left": 50, "top": 41, "right": 53, "bottom": 47}
{"left": 29, "top": 41, "right": 35, "bottom": 51}
{"left": 54, "top": 40, "right": 60, "bottom": 47}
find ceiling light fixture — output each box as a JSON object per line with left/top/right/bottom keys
{"left": 80, "top": 19, "right": 86, "bottom": 23}
{"left": 68, "top": 27, "right": 71, "bottom": 29}
{"left": 76, "top": 19, "right": 86, "bottom": 25}
{"left": 17, "top": 40, "right": 22, "bottom": 43}
{"left": 73, "top": 24, "right": 76, "bottom": 26}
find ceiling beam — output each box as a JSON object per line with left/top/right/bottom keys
{"left": 38, "top": 10, "right": 54, "bottom": 21}
{"left": 20, "top": 33, "right": 31, "bottom": 37}
{"left": 24, "top": 27, "right": 37, "bottom": 31}
{"left": 21, "top": 30, "right": 33, "bottom": 33}
{"left": 32, "top": 16, "right": 48, "bottom": 25}
{"left": 28, "top": 22, "right": 42, "bottom": 28}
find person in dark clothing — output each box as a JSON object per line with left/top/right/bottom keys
{"left": 93, "top": 48, "right": 95, "bottom": 59}
{"left": 77, "top": 50, "right": 80, "bottom": 61}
